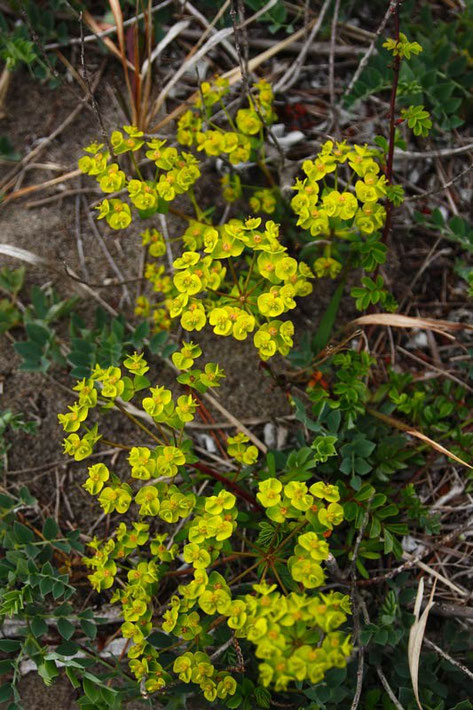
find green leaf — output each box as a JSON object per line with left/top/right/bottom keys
{"left": 37, "top": 659, "right": 59, "bottom": 686}
{"left": 82, "top": 676, "right": 100, "bottom": 702}
{"left": 356, "top": 557, "right": 369, "bottom": 579}
{"left": 55, "top": 641, "right": 80, "bottom": 656}
{"left": 31, "top": 616, "right": 48, "bottom": 638}
{"left": 80, "top": 619, "right": 97, "bottom": 640}
{"left": 369, "top": 516, "right": 381, "bottom": 538}
{"left": 0, "top": 660, "right": 13, "bottom": 674}
{"left": 147, "top": 631, "right": 175, "bottom": 649}
{"left": 130, "top": 321, "right": 150, "bottom": 346}
{"left": 65, "top": 667, "right": 81, "bottom": 689}
{"left": 57, "top": 617, "right": 75, "bottom": 640}
{"left": 0, "top": 684, "right": 13, "bottom": 703}
{"left": 148, "top": 331, "right": 168, "bottom": 353}
{"left": 384, "top": 528, "right": 394, "bottom": 554}
{"left": 52, "top": 581, "right": 65, "bottom": 600}
{"left": 40, "top": 576, "right": 54, "bottom": 596}
{"left": 42, "top": 517, "right": 59, "bottom": 541}
{"left": 133, "top": 374, "right": 150, "bottom": 391}
{"left": 312, "top": 280, "right": 345, "bottom": 353}
{"left": 13, "top": 522, "right": 34, "bottom": 544}
{"left": 25, "top": 322, "right": 50, "bottom": 345}
{"left": 0, "top": 639, "right": 21, "bottom": 652}
{"left": 0, "top": 266, "right": 25, "bottom": 295}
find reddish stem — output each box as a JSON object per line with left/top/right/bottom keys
{"left": 191, "top": 390, "right": 229, "bottom": 459}
{"left": 382, "top": 1, "right": 403, "bottom": 244}
{"left": 191, "top": 461, "right": 262, "bottom": 512}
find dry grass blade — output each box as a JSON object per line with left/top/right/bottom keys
{"left": 274, "top": 0, "right": 333, "bottom": 92}
{"left": 367, "top": 408, "right": 473, "bottom": 469}
{"left": 148, "top": 26, "right": 234, "bottom": 121}
{"left": 109, "top": 0, "right": 125, "bottom": 56}
{"left": 0, "top": 244, "right": 119, "bottom": 317}
{"left": 407, "top": 558, "right": 467, "bottom": 597}
{"left": 149, "top": 5, "right": 315, "bottom": 131}
{"left": 82, "top": 8, "right": 134, "bottom": 71}
{"left": 0, "top": 67, "right": 11, "bottom": 118}
{"left": 408, "top": 578, "right": 437, "bottom": 710}
{"left": 350, "top": 312, "right": 473, "bottom": 336}
{"left": 406, "top": 429, "right": 473, "bottom": 468}
{"left": 140, "top": 20, "right": 190, "bottom": 80}
{"left": 184, "top": 0, "right": 237, "bottom": 63}
{"left": 108, "top": 0, "right": 137, "bottom": 124}
{"left": 0, "top": 244, "right": 54, "bottom": 269}
{"left": 1, "top": 169, "right": 82, "bottom": 205}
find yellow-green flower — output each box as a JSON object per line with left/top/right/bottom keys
{"left": 83, "top": 463, "right": 109, "bottom": 495}
{"left": 135, "top": 485, "right": 161, "bottom": 516}
{"left": 318, "top": 502, "right": 344, "bottom": 529}
{"left": 257, "top": 478, "right": 282, "bottom": 507}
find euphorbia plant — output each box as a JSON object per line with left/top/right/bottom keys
{"left": 58, "top": 346, "right": 352, "bottom": 703}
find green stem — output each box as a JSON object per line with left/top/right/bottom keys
{"left": 273, "top": 521, "right": 307, "bottom": 555}
{"left": 228, "top": 559, "right": 261, "bottom": 586}
{"left": 114, "top": 400, "right": 169, "bottom": 445}
{"left": 130, "top": 152, "right": 144, "bottom": 181}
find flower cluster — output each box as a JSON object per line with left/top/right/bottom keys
{"left": 227, "top": 583, "right": 352, "bottom": 691}
{"left": 173, "top": 651, "right": 236, "bottom": 702}
{"left": 58, "top": 352, "right": 352, "bottom": 701}
{"left": 292, "top": 141, "right": 387, "bottom": 236}
{"left": 79, "top": 127, "right": 201, "bottom": 231}
{"left": 249, "top": 188, "right": 277, "bottom": 214}
{"left": 291, "top": 141, "right": 397, "bottom": 288}
{"left": 161, "top": 217, "right": 313, "bottom": 359}
{"left": 79, "top": 79, "right": 316, "bottom": 358}
{"left": 177, "top": 76, "right": 276, "bottom": 164}
{"left": 257, "top": 479, "right": 343, "bottom": 588}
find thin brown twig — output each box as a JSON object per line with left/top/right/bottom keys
{"left": 376, "top": 666, "right": 406, "bottom": 710}
{"left": 74, "top": 186, "right": 89, "bottom": 280}
{"left": 79, "top": 11, "right": 112, "bottom": 153}
{"left": 82, "top": 196, "right": 132, "bottom": 304}
{"left": 191, "top": 461, "right": 262, "bottom": 512}
{"left": 329, "top": 0, "right": 341, "bottom": 111}
{"left": 45, "top": 0, "right": 173, "bottom": 50}
{"left": 405, "top": 162, "right": 473, "bottom": 201}
{"left": 181, "top": 0, "right": 237, "bottom": 64}
{"left": 275, "top": 0, "right": 333, "bottom": 92}
{"left": 382, "top": 0, "right": 403, "bottom": 244}
{"left": 357, "top": 518, "right": 473, "bottom": 586}
{"left": 0, "top": 63, "right": 105, "bottom": 195}
{"left": 344, "top": 0, "right": 398, "bottom": 97}
{"left": 24, "top": 187, "right": 102, "bottom": 209}
{"left": 424, "top": 638, "right": 473, "bottom": 682}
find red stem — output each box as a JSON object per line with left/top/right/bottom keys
{"left": 382, "top": 1, "right": 403, "bottom": 243}
{"left": 191, "top": 461, "right": 262, "bottom": 512}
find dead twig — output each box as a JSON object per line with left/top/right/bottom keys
{"left": 180, "top": 0, "right": 237, "bottom": 65}
{"left": 397, "top": 346, "right": 473, "bottom": 394}
{"left": 79, "top": 11, "right": 112, "bottom": 152}
{"left": 0, "top": 63, "right": 105, "bottom": 195}
{"left": 376, "top": 666, "right": 406, "bottom": 710}
{"left": 329, "top": 0, "right": 341, "bottom": 112}
{"left": 394, "top": 143, "right": 473, "bottom": 160}
{"left": 45, "top": 0, "right": 173, "bottom": 50}
{"left": 275, "top": 0, "right": 333, "bottom": 92}
{"left": 24, "top": 187, "right": 102, "bottom": 209}
{"left": 82, "top": 196, "right": 132, "bottom": 305}
{"left": 424, "top": 638, "right": 473, "bottom": 682}
{"left": 344, "top": 0, "right": 398, "bottom": 97}
{"left": 358, "top": 518, "right": 473, "bottom": 587}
